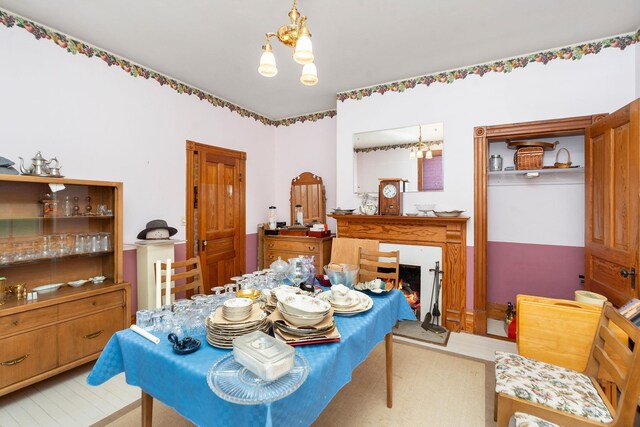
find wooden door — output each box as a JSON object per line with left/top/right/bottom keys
{"left": 585, "top": 100, "right": 640, "bottom": 306}
{"left": 186, "top": 142, "right": 246, "bottom": 291}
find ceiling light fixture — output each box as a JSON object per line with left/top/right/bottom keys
{"left": 258, "top": 0, "right": 317, "bottom": 86}
{"left": 409, "top": 125, "right": 435, "bottom": 160}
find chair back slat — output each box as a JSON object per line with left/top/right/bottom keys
{"left": 599, "top": 324, "right": 633, "bottom": 367}
{"left": 359, "top": 259, "right": 398, "bottom": 270}
{"left": 155, "top": 256, "right": 204, "bottom": 304}
{"left": 593, "top": 345, "right": 625, "bottom": 387}
{"left": 358, "top": 248, "right": 399, "bottom": 284}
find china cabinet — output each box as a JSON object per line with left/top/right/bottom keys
{"left": 0, "top": 175, "right": 129, "bottom": 396}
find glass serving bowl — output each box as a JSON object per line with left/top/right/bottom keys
{"left": 207, "top": 352, "right": 309, "bottom": 405}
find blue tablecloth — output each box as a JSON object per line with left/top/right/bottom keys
{"left": 87, "top": 289, "right": 415, "bottom": 427}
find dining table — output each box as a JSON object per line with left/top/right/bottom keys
{"left": 87, "top": 288, "right": 415, "bottom": 427}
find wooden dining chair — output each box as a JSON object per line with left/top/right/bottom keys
{"left": 357, "top": 248, "right": 399, "bottom": 285}
{"left": 155, "top": 256, "right": 204, "bottom": 306}
{"left": 495, "top": 302, "right": 640, "bottom": 427}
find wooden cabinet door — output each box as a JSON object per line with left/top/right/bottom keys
{"left": 585, "top": 100, "right": 640, "bottom": 306}
{"left": 0, "top": 326, "right": 57, "bottom": 389}
{"left": 58, "top": 307, "right": 124, "bottom": 365}
{"left": 198, "top": 150, "right": 246, "bottom": 289}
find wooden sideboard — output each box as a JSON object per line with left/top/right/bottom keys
{"left": 0, "top": 175, "right": 128, "bottom": 396}
{"left": 0, "top": 283, "right": 130, "bottom": 396}
{"left": 330, "top": 214, "right": 468, "bottom": 332}
{"left": 260, "top": 235, "right": 333, "bottom": 274}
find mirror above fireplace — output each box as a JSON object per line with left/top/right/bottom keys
{"left": 353, "top": 123, "right": 444, "bottom": 193}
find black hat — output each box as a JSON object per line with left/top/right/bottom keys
{"left": 137, "top": 219, "right": 178, "bottom": 240}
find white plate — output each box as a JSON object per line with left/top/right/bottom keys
{"left": 68, "top": 279, "right": 89, "bottom": 287}
{"left": 318, "top": 291, "right": 373, "bottom": 315}
{"left": 91, "top": 276, "right": 106, "bottom": 283}
{"left": 278, "top": 294, "right": 331, "bottom": 315}
{"left": 33, "top": 283, "right": 65, "bottom": 293}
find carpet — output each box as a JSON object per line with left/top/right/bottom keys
{"left": 93, "top": 341, "right": 495, "bottom": 427}
{"left": 393, "top": 320, "right": 451, "bottom": 346}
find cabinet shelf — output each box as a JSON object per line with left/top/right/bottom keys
{"left": 488, "top": 167, "right": 584, "bottom": 186}
{"left": 0, "top": 215, "right": 114, "bottom": 221}
{"left": 0, "top": 250, "right": 114, "bottom": 268}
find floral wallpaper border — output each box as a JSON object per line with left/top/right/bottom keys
{"left": 354, "top": 141, "right": 443, "bottom": 153}
{"left": 0, "top": 8, "right": 336, "bottom": 127}
{"left": 337, "top": 29, "right": 640, "bottom": 102}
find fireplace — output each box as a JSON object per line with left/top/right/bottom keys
{"left": 329, "top": 214, "right": 469, "bottom": 331}
{"left": 378, "top": 264, "right": 421, "bottom": 318}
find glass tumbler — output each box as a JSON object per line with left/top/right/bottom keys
{"left": 74, "top": 233, "right": 86, "bottom": 254}
{"left": 136, "top": 309, "right": 154, "bottom": 330}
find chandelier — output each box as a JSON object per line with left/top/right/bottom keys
{"left": 258, "top": 0, "right": 318, "bottom": 86}
{"left": 409, "top": 126, "right": 435, "bottom": 160}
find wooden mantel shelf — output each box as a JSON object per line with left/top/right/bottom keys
{"left": 329, "top": 214, "right": 469, "bottom": 331}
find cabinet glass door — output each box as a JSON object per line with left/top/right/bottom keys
{"left": 0, "top": 179, "right": 116, "bottom": 289}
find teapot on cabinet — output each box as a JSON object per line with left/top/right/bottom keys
{"left": 18, "top": 151, "right": 61, "bottom": 176}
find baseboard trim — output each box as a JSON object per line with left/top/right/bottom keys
{"left": 464, "top": 310, "right": 474, "bottom": 333}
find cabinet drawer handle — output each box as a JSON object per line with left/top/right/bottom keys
{"left": 91, "top": 301, "right": 97, "bottom": 306}
{"left": 83, "top": 330, "right": 104, "bottom": 339}
{"left": 1, "top": 354, "right": 29, "bottom": 366}
{"left": 268, "top": 243, "right": 275, "bottom": 248}
{"left": 308, "top": 246, "right": 316, "bottom": 251}
{"left": 12, "top": 320, "right": 19, "bottom": 326}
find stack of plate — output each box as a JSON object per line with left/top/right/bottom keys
{"left": 222, "top": 298, "right": 252, "bottom": 321}
{"left": 205, "top": 304, "right": 270, "bottom": 349}
{"left": 317, "top": 290, "right": 373, "bottom": 316}
{"left": 273, "top": 317, "right": 336, "bottom": 337}
{"left": 277, "top": 294, "right": 331, "bottom": 327}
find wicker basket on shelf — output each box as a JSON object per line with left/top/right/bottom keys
{"left": 514, "top": 147, "right": 543, "bottom": 170}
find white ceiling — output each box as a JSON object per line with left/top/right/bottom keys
{"left": 0, "top": 1, "right": 638, "bottom": 120}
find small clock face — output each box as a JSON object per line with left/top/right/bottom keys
{"left": 383, "top": 184, "right": 397, "bottom": 198}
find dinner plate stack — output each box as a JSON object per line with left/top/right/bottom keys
{"left": 222, "top": 297, "right": 253, "bottom": 321}
{"left": 205, "top": 304, "right": 270, "bottom": 349}
{"left": 317, "top": 290, "right": 373, "bottom": 316}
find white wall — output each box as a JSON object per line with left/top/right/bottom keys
{"left": 488, "top": 135, "right": 585, "bottom": 246}
{"left": 0, "top": 24, "right": 277, "bottom": 243}
{"left": 336, "top": 47, "right": 637, "bottom": 246}
{"left": 273, "top": 118, "right": 337, "bottom": 231}
{"left": 355, "top": 147, "right": 418, "bottom": 193}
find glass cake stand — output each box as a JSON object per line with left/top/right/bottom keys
{"left": 207, "top": 352, "right": 309, "bottom": 405}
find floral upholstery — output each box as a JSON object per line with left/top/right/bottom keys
{"left": 495, "top": 351, "right": 613, "bottom": 424}
{"left": 510, "top": 412, "right": 560, "bottom": 427}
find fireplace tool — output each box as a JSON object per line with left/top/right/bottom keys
{"left": 422, "top": 261, "right": 447, "bottom": 334}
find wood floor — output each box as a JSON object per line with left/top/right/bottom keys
{"left": 0, "top": 332, "right": 516, "bottom": 427}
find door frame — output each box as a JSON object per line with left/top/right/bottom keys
{"left": 472, "top": 115, "right": 603, "bottom": 335}
{"left": 185, "top": 140, "right": 246, "bottom": 276}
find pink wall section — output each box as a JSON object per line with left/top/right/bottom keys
{"left": 245, "top": 233, "right": 258, "bottom": 273}
{"left": 487, "top": 241, "right": 584, "bottom": 305}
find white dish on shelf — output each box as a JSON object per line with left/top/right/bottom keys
{"left": 68, "top": 279, "right": 90, "bottom": 287}
{"left": 90, "top": 276, "right": 106, "bottom": 283}
{"left": 32, "top": 283, "right": 65, "bottom": 293}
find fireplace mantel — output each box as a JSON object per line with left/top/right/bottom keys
{"left": 329, "top": 214, "right": 469, "bottom": 332}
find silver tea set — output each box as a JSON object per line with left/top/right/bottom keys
{"left": 18, "top": 151, "right": 62, "bottom": 177}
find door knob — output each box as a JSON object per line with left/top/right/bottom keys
{"left": 620, "top": 267, "right": 636, "bottom": 289}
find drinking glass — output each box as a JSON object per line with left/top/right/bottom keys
{"left": 150, "top": 312, "right": 165, "bottom": 338}
{"left": 136, "top": 309, "right": 154, "bottom": 330}
{"left": 99, "top": 232, "right": 112, "bottom": 251}
{"left": 74, "top": 233, "right": 86, "bottom": 254}
{"left": 88, "top": 233, "right": 99, "bottom": 253}
{"left": 97, "top": 204, "right": 108, "bottom": 216}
